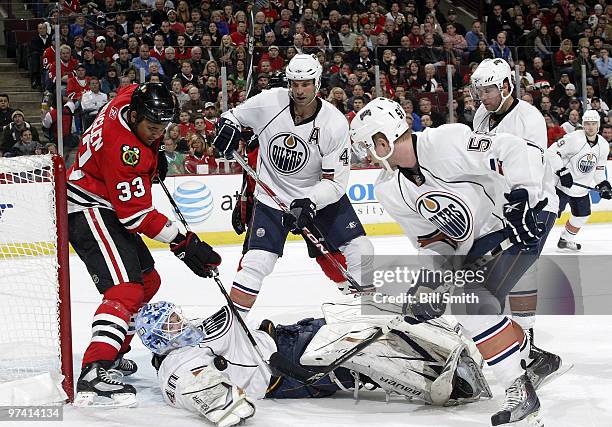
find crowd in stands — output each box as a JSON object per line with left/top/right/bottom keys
{"left": 2, "top": 0, "right": 612, "bottom": 173}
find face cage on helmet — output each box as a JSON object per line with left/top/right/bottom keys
{"left": 142, "top": 307, "right": 205, "bottom": 355}
{"left": 470, "top": 79, "right": 513, "bottom": 113}
{"left": 355, "top": 137, "right": 395, "bottom": 173}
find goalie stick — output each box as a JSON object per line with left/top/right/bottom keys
{"left": 157, "top": 176, "right": 273, "bottom": 376}
{"left": 230, "top": 149, "right": 370, "bottom": 293}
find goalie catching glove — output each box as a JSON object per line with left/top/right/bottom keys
{"left": 503, "top": 188, "right": 547, "bottom": 248}
{"left": 179, "top": 365, "right": 255, "bottom": 427}
{"left": 595, "top": 180, "right": 612, "bottom": 200}
{"left": 170, "top": 232, "right": 221, "bottom": 278}
{"left": 213, "top": 117, "right": 242, "bottom": 159}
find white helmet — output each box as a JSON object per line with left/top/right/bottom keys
{"left": 285, "top": 53, "right": 322, "bottom": 92}
{"left": 582, "top": 109, "right": 601, "bottom": 132}
{"left": 470, "top": 58, "right": 514, "bottom": 113}
{"left": 349, "top": 97, "right": 409, "bottom": 171}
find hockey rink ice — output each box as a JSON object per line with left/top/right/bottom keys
{"left": 57, "top": 224, "right": 612, "bottom": 427}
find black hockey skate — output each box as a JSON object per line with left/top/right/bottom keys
{"left": 111, "top": 355, "right": 138, "bottom": 376}
{"left": 557, "top": 238, "right": 581, "bottom": 251}
{"left": 491, "top": 374, "right": 543, "bottom": 426}
{"left": 524, "top": 329, "right": 566, "bottom": 390}
{"left": 259, "top": 319, "right": 277, "bottom": 343}
{"left": 73, "top": 362, "right": 137, "bottom": 407}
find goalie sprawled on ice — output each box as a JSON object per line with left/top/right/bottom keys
{"left": 134, "top": 296, "right": 491, "bottom": 427}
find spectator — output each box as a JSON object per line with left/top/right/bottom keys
{"left": 557, "top": 82, "right": 577, "bottom": 110}
{"left": 545, "top": 114, "right": 566, "bottom": 147}
{"left": 94, "top": 36, "right": 116, "bottom": 65}
{"left": 534, "top": 25, "right": 553, "bottom": 60}
{"left": 345, "top": 96, "right": 365, "bottom": 123}
{"left": 421, "top": 114, "right": 434, "bottom": 128}
{"left": 407, "top": 23, "right": 424, "bottom": 48}
{"left": 327, "top": 87, "right": 348, "bottom": 114}
{"left": 147, "top": 62, "right": 167, "bottom": 84}
{"left": 201, "top": 75, "right": 220, "bottom": 102}
{"left": 466, "top": 20, "right": 486, "bottom": 52}
{"left": 160, "top": 47, "right": 180, "bottom": 80}
{"left": 517, "top": 60, "right": 534, "bottom": 89}
{"left": 100, "top": 67, "right": 120, "bottom": 94}
{"left": 131, "top": 44, "right": 163, "bottom": 79}
{"left": 45, "top": 142, "right": 58, "bottom": 155}
{"left": 489, "top": 31, "right": 514, "bottom": 67}
{"left": 184, "top": 134, "right": 216, "bottom": 174}
{"left": 565, "top": 9, "right": 588, "bottom": 43}
{"left": 82, "top": 47, "right": 107, "bottom": 79}
{"left": 1, "top": 110, "right": 39, "bottom": 155}
{"left": 442, "top": 23, "right": 467, "bottom": 54}
{"left": 177, "top": 111, "right": 195, "bottom": 138}
{"left": 486, "top": 3, "right": 512, "bottom": 42}
{"left": 405, "top": 60, "right": 425, "bottom": 92}
{"left": 181, "top": 85, "right": 205, "bottom": 116}
{"left": 9, "top": 128, "right": 38, "bottom": 156}
{"left": 416, "top": 33, "right": 445, "bottom": 66}
{"left": 163, "top": 137, "right": 186, "bottom": 176}
{"left": 66, "top": 64, "right": 91, "bottom": 101}
{"left": 573, "top": 46, "right": 600, "bottom": 89}
{"left": 72, "top": 35, "right": 86, "bottom": 63}
{"left": 561, "top": 109, "right": 582, "bottom": 134}
{"left": 539, "top": 96, "right": 559, "bottom": 121}
{"left": 0, "top": 94, "right": 15, "bottom": 128}
{"left": 167, "top": 9, "right": 185, "bottom": 34}
{"left": 521, "top": 93, "right": 534, "bottom": 105}
{"left": 338, "top": 22, "right": 358, "bottom": 52}
{"left": 105, "top": 24, "right": 125, "bottom": 51}
{"left": 595, "top": 48, "right": 612, "bottom": 87}
{"left": 446, "top": 8, "right": 467, "bottom": 35}
{"left": 80, "top": 78, "right": 108, "bottom": 129}
{"left": 229, "top": 59, "right": 247, "bottom": 90}
{"left": 422, "top": 63, "right": 443, "bottom": 92}
{"left": 589, "top": 97, "right": 608, "bottom": 122}
{"left": 47, "top": 44, "right": 79, "bottom": 90}
{"left": 460, "top": 95, "right": 477, "bottom": 126}
{"left": 29, "top": 23, "right": 51, "bottom": 89}
{"left": 203, "top": 102, "right": 218, "bottom": 139}
{"left": 555, "top": 39, "right": 577, "bottom": 77}
{"left": 418, "top": 97, "right": 444, "bottom": 127}
{"left": 112, "top": 48, "right": 132, "bottom": 76}
{"left": 601, "top": 124, "right": 612, "bottom": 158}
{"left": 170, "top": 79, "right": 189, "bottom": 108}
{"left": 166, "top": 123, "right": 189, "bottom": 153}
{"left": 530, "top": 56, "right": 554, "bottom": 86}
{"left": 150, "top": 34, "right": 167, "bottom": 61}
{"left": 469, "top": 40, "right": 494, "bottom": 64}
{"left": 41, "top": 101, "right": 76, "bottom": 148}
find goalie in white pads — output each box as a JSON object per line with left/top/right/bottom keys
{"left": 350, "top": 98, "right": 552, "bottom": 426}
{"left": 134, "top": 299, "right": 491, "bottom": 427}
{"left": 548, "top": 109, "right": 611, "bottom": 250}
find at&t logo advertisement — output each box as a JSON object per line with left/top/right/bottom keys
{"left": 173, "top": 181, "right": 214, "bottom": 224}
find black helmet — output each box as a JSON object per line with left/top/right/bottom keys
{"left": 130, "top": 83, "right": 178, "bottom": 124}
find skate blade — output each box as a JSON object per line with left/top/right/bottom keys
{"left": 494, "top": 410, "right": 544, "bottom": 427}
{"left": 536, "top": 362, "right": 574, "bottom": 390}
{"left": 73, "top": 391, "right": 137, "bottom": 408}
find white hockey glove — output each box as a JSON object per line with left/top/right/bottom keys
{"left": 179, "top": 366, "right": 255, "bottom": 427}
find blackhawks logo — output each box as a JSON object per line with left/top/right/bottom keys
{"left": 121, "top": 145, "right": 140, "bottom": 167}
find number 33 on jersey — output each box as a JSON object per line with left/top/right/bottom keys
{"left": 66, "top": 85, "right": 171, "bottom": 241}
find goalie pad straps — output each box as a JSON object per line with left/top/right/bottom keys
{"left": 178, "top": 366, "right": 255, "bottom": 427}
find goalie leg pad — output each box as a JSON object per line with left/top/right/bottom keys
{"left": 178, "top": 366, "right": 255, "bottom": 427}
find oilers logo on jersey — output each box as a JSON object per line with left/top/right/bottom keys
{"left": 267, "top": 132, "right": 310, "bottom": 175}
{"left": 577, "top": 153, "right": 597, "bottom": 174}
{"left": 416, "top": 192, "right": 473, "bottom": 242}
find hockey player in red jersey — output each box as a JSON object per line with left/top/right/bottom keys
{"left": 67, "top": 82, "right": 222, "bottom": 407}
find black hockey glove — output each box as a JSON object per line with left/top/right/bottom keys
{"left": 170, "top": 232, "right": 221, "bottom": 278}
{"left": 503, "top": 189, "right": 547, "bottom": 248}
{"left": 595, "top": 180, "right": 612, "bottom": 200}
{"left": 213, "top": 117, "right": 242, "bottom": 159}
{"left": 231, "top": 195, "right": 253, "bottom": 235}
{"left": 555, "top": 167, "right": 573, "bottom": 188}
{"left": 153, "top": 146, "right": 168, "bottom": 183}
{"left": 282, "top": 198, "right": 316, "bottom": 234}
{"left": 402, "top": 272, "right": 447, "bottom": 324}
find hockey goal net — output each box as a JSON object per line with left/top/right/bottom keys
{"left": 0, "top": 154, "right": 73, "bottom": 404}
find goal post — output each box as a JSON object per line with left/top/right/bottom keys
{"left": 0, "top": 154, "right": 73, "bottom": 404}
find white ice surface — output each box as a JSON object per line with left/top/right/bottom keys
{"left": 27, "top": 225, "right": 612, "bottom": 426}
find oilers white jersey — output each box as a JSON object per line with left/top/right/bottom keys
{"left": 222, "top": 88, "right": 351, "bottom": 210}
{"left": 548, "top": 130, "right": 608, "bottom": 197}
{"left": 473, "top": 99, "right": 558, "bottom": 213}
{"left": 157, "top": 306, "right": 276, "bottom": 407}
{"left": 375, "top": 124, "right": 544, "bottom": 255}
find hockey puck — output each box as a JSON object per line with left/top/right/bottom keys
{"left": 214, "top": 355, "right": 228, "bottom": 371}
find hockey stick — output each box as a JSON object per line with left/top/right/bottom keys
{"left": 573, "top": 182, "right": 603, "bottom": 193}
{"left": 245, "top": 0, "right": 267, "bottom": 98}
{"left": 230, "top": 149, "right": 369, "bottom": 292}
{"left": 157, "top": 177, "right": 274, "bottom": 375}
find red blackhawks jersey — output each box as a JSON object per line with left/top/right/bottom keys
{"left": 66, "top": 84, "right": 170, "bottom": 241}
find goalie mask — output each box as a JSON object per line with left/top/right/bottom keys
{"left": 470, "top": 58, "right": 514, "bottom": 113}
{"left": 135, "top": 301, "right": 204, "bottom": 355}
{"left": 349, "top": 97, "right": 409, "bottom": 172}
